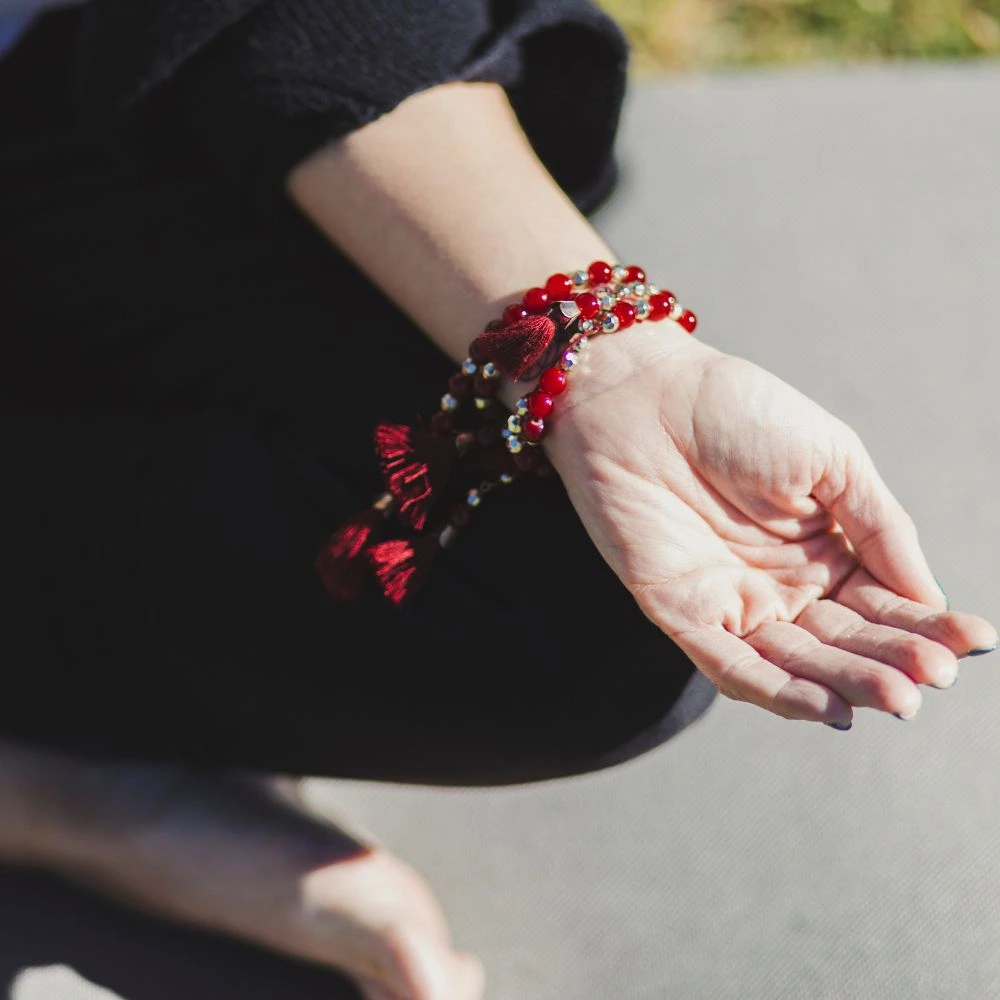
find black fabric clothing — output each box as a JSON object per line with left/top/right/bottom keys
{"left": 0, "top": 3, "right": 717, "bottom": 787}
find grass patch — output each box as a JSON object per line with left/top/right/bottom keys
{"left": 597, "top": 0, "right": 1000, "bottom": 73}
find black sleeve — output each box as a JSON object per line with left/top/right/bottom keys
{"left": 75, "top": 0, "right": 631, "bottom": 213}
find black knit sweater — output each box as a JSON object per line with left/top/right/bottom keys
{"left": 71, "top": 0, "right": 631, "bottom": 212}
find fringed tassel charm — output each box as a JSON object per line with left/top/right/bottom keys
{"left": 367, "top": 533, "right": 442, "bottom": 606}
{"left": 314, "top": 492, "right": 393, "bottom": 600}
{"left": 374, "top": 422, "right": 457, "bottom": 530}
{"left": 473, "top": 313, "right": 556, "bottom": 382}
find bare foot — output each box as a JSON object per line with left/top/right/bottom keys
{"left": 0, "top": 739, "right": 484, "bottom": 1000}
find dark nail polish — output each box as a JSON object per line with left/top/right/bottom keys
{"left": 893, "top": 712, "right": 918, "bottom": 721}
{"left": 967, "top": 645, "right": 998, "bottom": 657}
{"left": 933, "top": 576, "right": 950, "bottom": 610}
{"left": 825, "top": 721, "right": 852, "bottom": 731}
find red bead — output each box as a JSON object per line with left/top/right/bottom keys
{"left": 538, "top": 366, "right": 567, "bottom": 395}
{"left": 523, "top": 287, "right": 549, "bottom": 314}
{"left": 430, "top": 411, "right": 454, "bottom": 434}
{"left": 625, "top": 265, "right": 646, "bottom": 283}
{"left": 544, "top": 273, "right": 573, "bottom": 300}
{"left": 473, "top": 373, "right": 498, "bottom": 396}
{"left": 612, "top": 300, "right": 637, "bottom": 329}
{"left": 574, "top": 292, "right": 600, "bottom": 319}
{"left": 588, "top": 260, "right": 612, "bottom": 285}
{"left": 476, "top": 422, "right": 501, "bottom": 447}
{"left": 678, "top": 309, "right": 698, "bottom": 333}
{"left": 526, "top": 391, "right": 555, "bottom": 418}
{"left": 648, "top": 291, "right": 676, "bottom": 319}
{"left": 448, "top": 372, "right": 473, "bottom": 397}
{"left": 522, "top": 417, "right": 546, "bottom": 442}
{"left": 513, "top": 449, "right": 540, "bottom": 473}
{"left": 449, "top": 503, "right": 473, "bottom": 528}
{"left": 503, "top": 302, "right": 529, "bottom": 324}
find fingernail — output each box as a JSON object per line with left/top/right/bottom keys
{"left": 824, "top": 721, "right": 853, "bottom": 731}
{"left": 930, "top": 672, "right": 958, "bottom": 690}
{"left": 894, "top": 709, "right": 919, "bottom": 721}
{"left": 966, "top": 644, "right": 997, "bottom": 657}
{"left": 933, "top": 576, "right": 950, "bottom": 610}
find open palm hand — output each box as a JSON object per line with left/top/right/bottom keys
{"left": 545, "top": 326, "right": 997, "bottom": 727}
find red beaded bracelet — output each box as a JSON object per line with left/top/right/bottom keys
{"left": 314, "top": 260, "right": 697, "bottom": 605}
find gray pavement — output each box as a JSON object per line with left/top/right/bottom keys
{"left": 3, "top": 60, "right": 1000, "bottom": 1000}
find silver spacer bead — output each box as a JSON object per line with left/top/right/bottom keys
{"left": 461, "top": 358, "right": 477, "bottom": 375}
{"left": 669, "top": 300, "right": 684, "bottom": 321}
{"left": 579, "top": 318, "right": 595, "bottom": 333}
{"left": 507, "top": 414, "right": 523, "bottom": 435}
{"left": 571, "top": 269, "right": 589, "bottom": 287}
{"left": 597, "top": 290, "right": 616, "bottom": 310}
{"left": 632, "top": 283, "right": 647, "bottom": 299}
{"left": 506, "top": 436, "right": 524, "bottom": 454}
{"left": 601, "top": 312, "right": 620, "bottom": 333}
{"left": 466, "top": 489, "right": 482, "bottom": 508}
{"left": 515, "top": 397, "right": 529, "bottom": 416}
{"left": 481, "top": 362, "right": 499, "bottom": 379}
{"left": 612, "top": 264, "right": 628, "bottom": 282}
{"left": 440, "top": 393, "right": 459, "bottom": 412}
{"left": 634, "top": 299, "right": 651, "bottom": 320}
{"left": 646, "top": 283, "right": 660, "bottom": 296}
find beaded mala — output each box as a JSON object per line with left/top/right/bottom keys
{"left": 314, "top": 259, "right": 697, "bottom": 605}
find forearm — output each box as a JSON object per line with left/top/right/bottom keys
{"left": 285, "top": 77, "right": 704, "bottom": 464}
{"left": 285, "top": 81, "right": 627, "bottom": 388}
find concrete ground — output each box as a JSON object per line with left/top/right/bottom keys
{"left": 3, "top": 60, "right": 999, "bottom": 1000}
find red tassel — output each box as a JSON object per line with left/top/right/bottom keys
{"left": 367, "top": 535, "right": 440, "bottom": 605}
{"left": 473, "top": 314, "right": 556, "bottom": 381}
{"left": 374, "top": 423, "right": 456, "bottom": 531}
{"left": 314, "top": 507, "right": 385, "bottom": 600}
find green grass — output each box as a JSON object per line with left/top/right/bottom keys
{"left": 597, "top": 0, "right": 1000, "bottom": 73}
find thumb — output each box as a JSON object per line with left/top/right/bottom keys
{"left": 815, "top": 427, "right": 946, "bottom": 609}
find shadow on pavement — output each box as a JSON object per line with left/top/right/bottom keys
{"left": 0, "top": 866, "right": 364, "bottom": 1000}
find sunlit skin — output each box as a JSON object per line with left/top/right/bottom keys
{"left": 544, "top": 324, "right": 997, "bottom": 726}
{"left": 0, "top": 75, "right": 994, "bottom": 1000}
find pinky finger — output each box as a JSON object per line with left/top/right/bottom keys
{"left": 672, "top": 625, "right": 854, "bottom": 726}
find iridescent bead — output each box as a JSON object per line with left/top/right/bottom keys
{"left": 440, "top": 393, "right": 459, "bottom": 412}
{"left": 515, "top": 397, "right": 529, "bottom": 416}
{"left": 466, "top": 489, "right": 482, "bottom": 508}
{"left": 646, "top": 283, "right": 660, "bottom": 296}
{"left": 612, "top": 264, "right": 628, "bottom": 282}
{"left": 506, "top": 436, "right": 524, "bottom": 454}
{"left": 474, "top": 397, "right": 491, "bottom": 410}
{"left": 499, "top": 473, "right": 514, "bottom": 485}
{"left": 560, "top": 349, "right": 579, "bottom": 370}
{"left": 573, "top": 335, "right": 589, "bottom": 351}
{"left": 597, "top": 290, "right": 615, "bottom": 310}
{"left": 571, "top": 269, "right": 589, "bottom": 287}
{"left": 635, "top": 299, "right": 650, "bottom": 320}
{"left": 579, "top": 319, "right": 595, "bottom": 333}
{"left": 669, "top": 300, "right": 684, "bottom": 321}
{"left": 482, "top": 362, "right": 499, "bottom": 379}
{"left": 507, "top": 414, "right": 523, "bottom": 434}
{"left": 632, "top": 283, "right": 647, "bottom": 298}
{"left": 461, "top": 358, "right": 478, "bottom": 375}
{"left": 601, "top": 313, "right": 620, "bottom": 333}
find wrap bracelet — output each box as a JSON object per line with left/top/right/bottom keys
{"left": 315, "top": 259, "right": 697, "bottom": 605}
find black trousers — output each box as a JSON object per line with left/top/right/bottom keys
{"left": 0, "top": 12, "right": 716, "bottom": 787}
